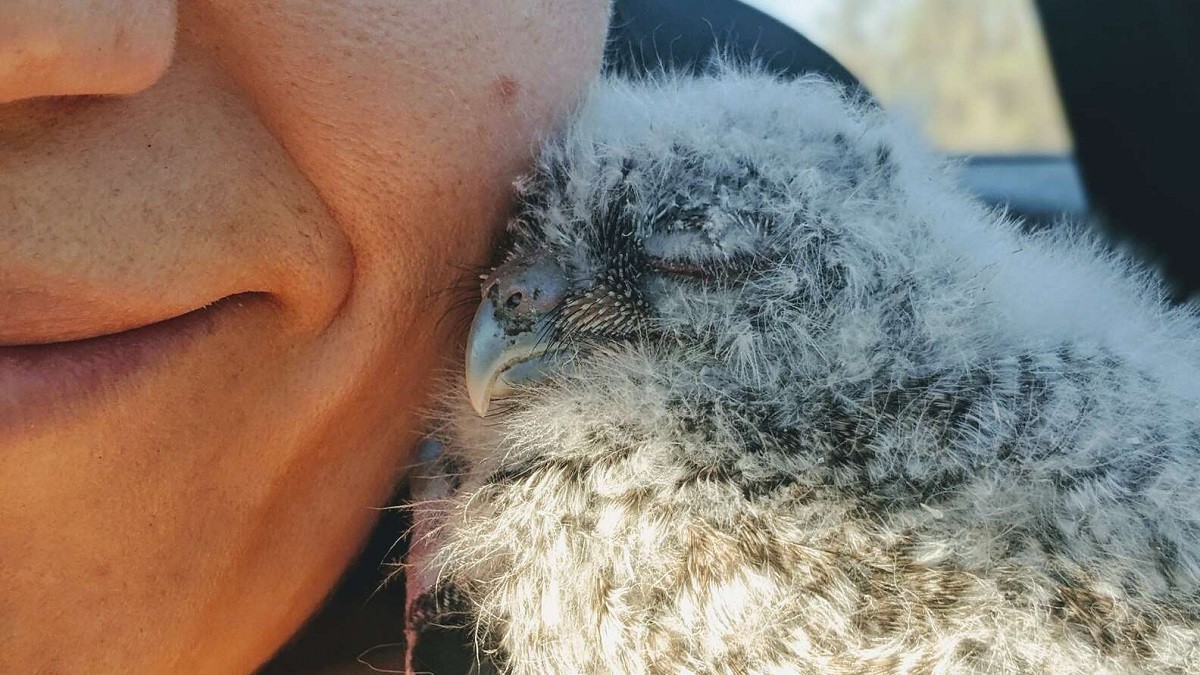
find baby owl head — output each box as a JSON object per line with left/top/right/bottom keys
{"left": 466, "top": 69, "right": 931, "bottom": 426}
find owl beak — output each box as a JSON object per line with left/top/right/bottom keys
{"left": 465, "top": 298, "right": 552, "bottom": 417}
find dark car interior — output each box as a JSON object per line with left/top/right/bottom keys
{"left": 261, "top": 1, "right": 1199, "bottom": 671}
{"left": 1037, "top": 0, "right": 1199, "bottom": 299}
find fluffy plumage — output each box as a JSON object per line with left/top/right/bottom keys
{"left": 404, "top": 68, "right": 1200, "bottom": 674}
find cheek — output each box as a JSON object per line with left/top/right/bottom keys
{"left": 186, "top": 0, "right": 614, "bottom": 415}
{"left": 187, "top": 0, "right": 612, "bottom": 276}
{"left": 649, "top": 284, "right": 736, "bottom": 333}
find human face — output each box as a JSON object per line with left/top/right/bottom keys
{"left": 0, "top": 1, "right": 611, "bottom": 671}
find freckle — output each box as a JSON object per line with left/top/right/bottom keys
{"left": 491, "top": 75, "right": 520, "bottom": 107}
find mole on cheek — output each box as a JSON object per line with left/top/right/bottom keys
{"left": 491, "top": 75, "right": 520, "bottom": 107}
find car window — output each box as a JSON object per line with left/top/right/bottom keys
{"left": 741, "top": 0, "right": 1072, "bottom": 154}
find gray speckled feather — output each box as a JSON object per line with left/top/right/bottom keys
{"left": 403, "top": 67, "right": 1200, "bottom": 674}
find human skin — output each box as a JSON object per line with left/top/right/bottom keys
{"left": 0, "top": 1, "right": 611, "bottom": 672}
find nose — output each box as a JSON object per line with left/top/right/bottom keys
{"left": 0, "top": 1, "right": 176, "bottom": 104}
{"left": 482, "top": 255, "right": 567, "bottom": 327}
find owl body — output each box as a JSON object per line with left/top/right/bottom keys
{"left": 406, "top": 70, "right": 1200, "bottom": 674}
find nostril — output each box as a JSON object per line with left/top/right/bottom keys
{"left": 483, "top": 256, "right": 567, "bottom": 322}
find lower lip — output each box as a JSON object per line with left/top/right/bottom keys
{"left": 0, "top": 295, "right": 248, "bottom": 438}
